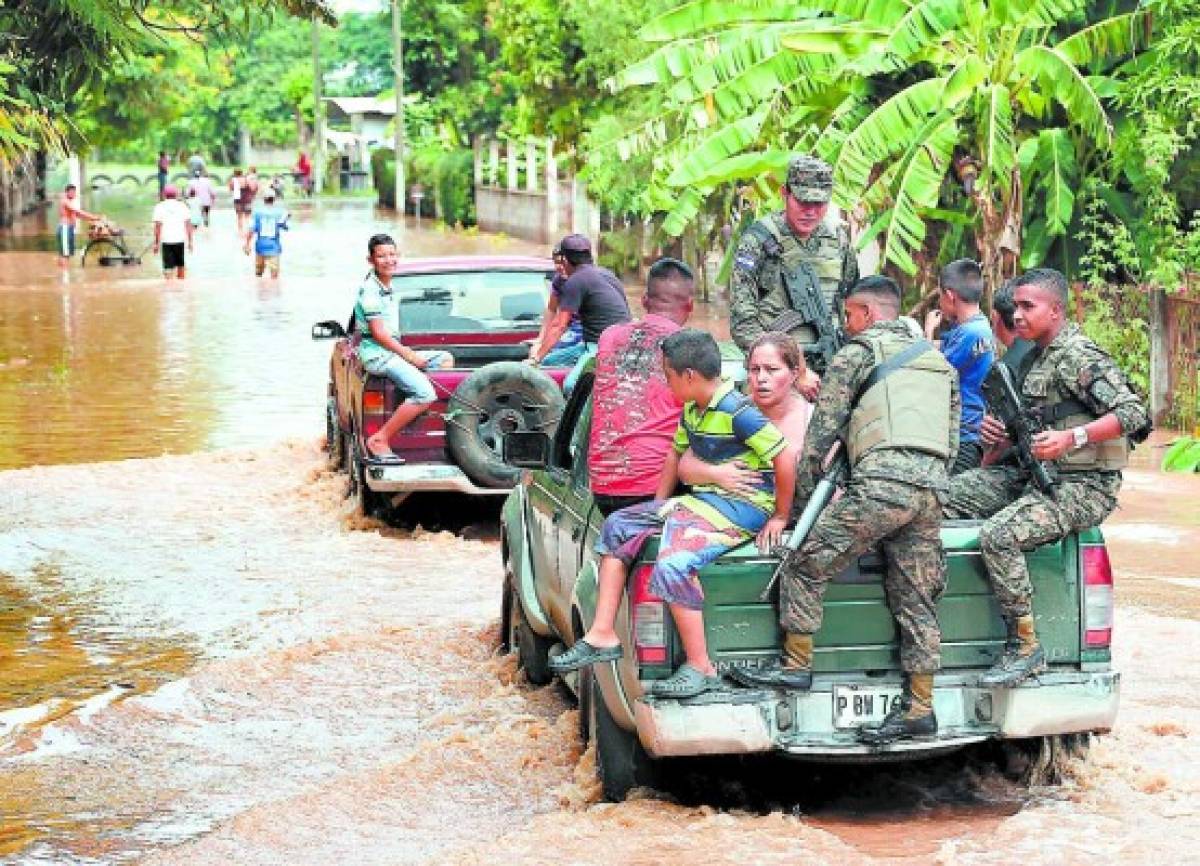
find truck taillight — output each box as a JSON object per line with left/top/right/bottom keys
{"left": 1083, "top": 545, "right": 1114, "bottom": 648}
{"left": 630, "top": 564, "right": 667, "bottom": 665}
{"left": 362, "top": 389, "right": 386, "bottom": 438}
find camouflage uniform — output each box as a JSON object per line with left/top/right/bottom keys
{"left": 781, "top": 320, "right": 961, "bottom": 674}
{"left": 944, "top": 323, "right": 1149, "bottom": 617}
{"left": 729, "top": 156, "right": 858, "bottom": 370}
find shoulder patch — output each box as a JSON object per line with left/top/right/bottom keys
{"left": 735, "top": 250, "right": 760, "bottom": 272}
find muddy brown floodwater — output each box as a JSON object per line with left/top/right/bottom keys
{"left": 3, "top": 192, "right": 1200, "bottom": 864}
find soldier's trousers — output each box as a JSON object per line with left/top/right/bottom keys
{"left": 944, "top": 466, "right": 1121, "bottom": 617}
{"left": 780, "top": 478, "right": 946, "bottom": 674}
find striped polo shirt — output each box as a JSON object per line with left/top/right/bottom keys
{"left": 673, "top": 378, "right": 787, "bottom": 526}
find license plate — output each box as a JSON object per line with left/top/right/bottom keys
{"left": 832, "top": 684, "right": 904, "bottom": 729}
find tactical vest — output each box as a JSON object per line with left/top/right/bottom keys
{"left": 1021, "top": 340, "right": 1130, "bottom": 472}
{"left": 846, "top": 330, "right": 954, "bottom": 466}
{"left": 745, "top": 216, "right": 845, "bottom": 347}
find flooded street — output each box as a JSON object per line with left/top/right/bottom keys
{"left": 3, "top": 191, "right": 1200, "bottom": 863}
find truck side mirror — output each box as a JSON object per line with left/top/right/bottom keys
{"left": 312, "top": 320, "right": 346, "bottom": 340}
{"left": 502, "top": 431, "right": 551, "bottom": 469}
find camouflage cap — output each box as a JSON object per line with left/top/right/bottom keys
{"left": 786, "top": 155, "right": 833, "bottom": 203}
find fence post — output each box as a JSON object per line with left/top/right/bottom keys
{"left": 488, "top": 139, "right": 500, "bottom": 187}
{"left": 473, "top": 136, "right": 482, "bottom": 189}
{"left": 506, "top": 140, "right": 517, "bottom": 191}
{"left": 525, "top": 139, "right": 538, "bottom": 193}
{"left": 1149, "top": 286, "right": 1171, "bottom": 426}
{"left": 545, "top": 139, "right": 558, "bottom": 243}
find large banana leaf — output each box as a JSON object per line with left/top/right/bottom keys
{"left": 878, "top": 114, "right": 959, "bottom": 274}
{"left": 661, "top": 185, "right": 709, "bottom": 236}
{"left": 1014, "top": 45, "right": 1113, "bottom": 147}
{"left": 611, "top": 23, "right": 802, "bottom": 91}
{"left": 1162, "top": 438, "right": 1200, "bottom": 473}
{"left": 777, "top": 0, "right": 912, "bottom": 28}
{"left": 666, "top": 109, "right": 769, "bottom": 186}
{"left": 1031, "top": 128, "right": 1076, "bottom": 235}
{"left": 833, "top": 77, "right": 946, "bottom": 201}
{"left": 871, "top": 0, "right": 966, "bottom": 72}
{"left": 977, "top": 83, "right": 1015, "bottom": 197}
{"left": 667, "top": 31, "right": 840, "bottom": 117}
{"left": 1056, "top": 11, "right": 1153, "bottom": 68}
{"left": 999, "top": 0, "right": 1090, "bottom": 27}
{"left": 671, "top": 147, "right": 792, "bottom": 188}
{"left": 639, "top": 1, "right": 819, "bottom": 42}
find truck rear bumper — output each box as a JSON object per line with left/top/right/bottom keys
{"left": 634, "top": 670, "right": 1119, "bottom": 760}
{"left": 364, "top": 462, "right": 509, "bottom": 496}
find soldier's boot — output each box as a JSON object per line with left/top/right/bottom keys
{"left": 730, "top": 633, "right": 813, "bottom": 690}
{"left": 858, "top": 673, "right": 937, "bottom": 745}
{"left": 979, "top": 614, "right": 1046, "bottom": 687}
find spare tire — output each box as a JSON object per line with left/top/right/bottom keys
{"left": 447, "top": 361, "right": 565, "bottom": 488}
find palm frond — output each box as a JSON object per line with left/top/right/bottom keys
{"left": 666, "top": 109, "right": 769, "bottom": 186}
{"left": 879, "top": 116, "right": 959, "bottom": 274}
{"left": 833, "top": 77, "right": 945, "bottom": 200}
{"left": 1056, "top": 11, "right": 1153, "bottom": 69}
{"left": 640, "top": 0, "right": 819, "bottom": 42}
{"left": 977, "top": 83, "right": 1016, "bottom": 196}
{"left": 1015, "top": 45, "right": 1113, "bottom": 146}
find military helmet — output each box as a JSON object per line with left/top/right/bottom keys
{"left": 786, "top": 155, "right": 833, "bottom": 203}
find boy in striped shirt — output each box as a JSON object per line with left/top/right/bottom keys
{"left": 550, "top": 328, "right": 796, "bottom": 698}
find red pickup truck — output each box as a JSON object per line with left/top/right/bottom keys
{"left": 312, "top": 256, "right": 567, "bottom": 515}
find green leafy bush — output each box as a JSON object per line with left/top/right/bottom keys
{"left": 371, "top": 145, "right": 474, "bottom": 226}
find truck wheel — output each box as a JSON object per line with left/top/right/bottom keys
{"left": 588, "top": 674, "right": 661, "bottom": 801}
{"left": 447, "top": 362, "right": 564, "bottom": 488}
{"left": 502, "top": 575, "right": 553, "bottom": 685}
{"left": 999, "top": 733, "right": 1090, "bottom": 785}
{"left": 326, "top": 399, "right": 346, "bottom": 471}
{"left": 348, "top": 431, "right": 388, "bottom": 518}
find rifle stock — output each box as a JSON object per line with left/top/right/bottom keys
{"left": 759, "top": 447, "right": 849, "bottom": 602}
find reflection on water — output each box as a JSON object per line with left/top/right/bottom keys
{"left": 0, "top": 189, "right": 545, "bottom": 470}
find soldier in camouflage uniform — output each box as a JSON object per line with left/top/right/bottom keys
{"left": 730, "top": 155, "right": 859, "bottom": 394}
{"left": 733, "top": 276, "right": 961, "bottom": 745}
{"left": 945, "top": 268, "right": 1150, "bottom": 688}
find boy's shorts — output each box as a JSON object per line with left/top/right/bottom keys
{"left": 364, "top": 350, "right": 452, "bottom": 404}
{"left": 255, "top": 254, "right": 280, "bottom": 277}
{"left": 57, "top": 225, "right": 75, "bottom": 257}
{"left": 595, "top": 497, "right": 759, "bottom": 610}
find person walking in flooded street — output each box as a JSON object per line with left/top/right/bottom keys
{"left": 56, "top": 184, "right": 101, "bottom": 268}
{"left": 243, "top": 189, "right": 288, "bottom": 278}
{"left": 186, "top": 169, "right": 216, "bottom": 228}
{"left": 152, "top": 185, "right": 194, "bottom": 279}
{"left": 944, "top": 268, "right": 1151, "bottom": 688}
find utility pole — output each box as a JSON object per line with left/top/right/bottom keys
{"left": 312, "top": 19, "right": 325, "bottom": 195}
{"left": 393, "top": 0, "right": 405, "bottom": 219}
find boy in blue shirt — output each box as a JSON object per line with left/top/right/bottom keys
{"left": 548, "top": 328, "right": 796, "bottom": 699}
{"left": 242, "top": 189, "right": 288, "bottom": 277}
{"left": 925, "top": 259, "right": 994, "bottom": 473}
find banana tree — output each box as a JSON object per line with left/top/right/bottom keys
{"left": 592, "top": 0, "right": 1151, "bottom": 295}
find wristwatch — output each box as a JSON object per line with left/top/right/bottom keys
{"left": 1071, "top": 426, "right": 1089, "bottom": 450}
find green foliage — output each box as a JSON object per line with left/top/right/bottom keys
{"left": 591, "top": 0, "right": 1150, "bottom": 284}
{"left": 0, "top": 0, "right": 334, "bottom": 160}
{"left": 371, "top": 145, "right": 475, "bottom": 226}
{"left": 1162, "top": 438, "right": 1200, "bottom": 472}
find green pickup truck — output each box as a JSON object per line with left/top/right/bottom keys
{"left": 499, "top": 371, "right": 1119, "bottom": 801}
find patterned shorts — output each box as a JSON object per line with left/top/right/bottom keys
{"left": 595, "top": 497, "right": 754, "bottom": 610}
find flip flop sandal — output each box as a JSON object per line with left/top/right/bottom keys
{"left": 365, "top": 448, "right": 405, "bottom": 465}
{"left": 649, "top": 663, "right": 725, "bottom": 699}
{"left": 548, "top": 639, "right": 624, "bottom": 673}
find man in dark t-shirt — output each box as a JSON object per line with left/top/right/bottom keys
{"left": 529, "top": 233, "right": 631, "bottom": 392}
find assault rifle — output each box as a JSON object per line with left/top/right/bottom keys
{"left": 760, "top": 443, "right": 849, "bottom": 602}
{"left": 784, "top": 262, "right": 844, "bottom": 375}
{"left": 982, "top": 361, "right": 1058, "bottom": 494}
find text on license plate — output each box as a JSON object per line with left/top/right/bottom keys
{"left": 832, "top": 685, "right": 904, "bottom": 729}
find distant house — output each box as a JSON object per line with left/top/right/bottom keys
{"left": 323, "top": 96, "right": 395, "bottom": 155}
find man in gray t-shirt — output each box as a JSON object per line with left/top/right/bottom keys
{"left": 528, "top": 233, "right": 631, "bottom": 391}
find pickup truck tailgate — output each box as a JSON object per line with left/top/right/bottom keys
{"left": 650, "top": 520, "right": 1084, "bottom": 675}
